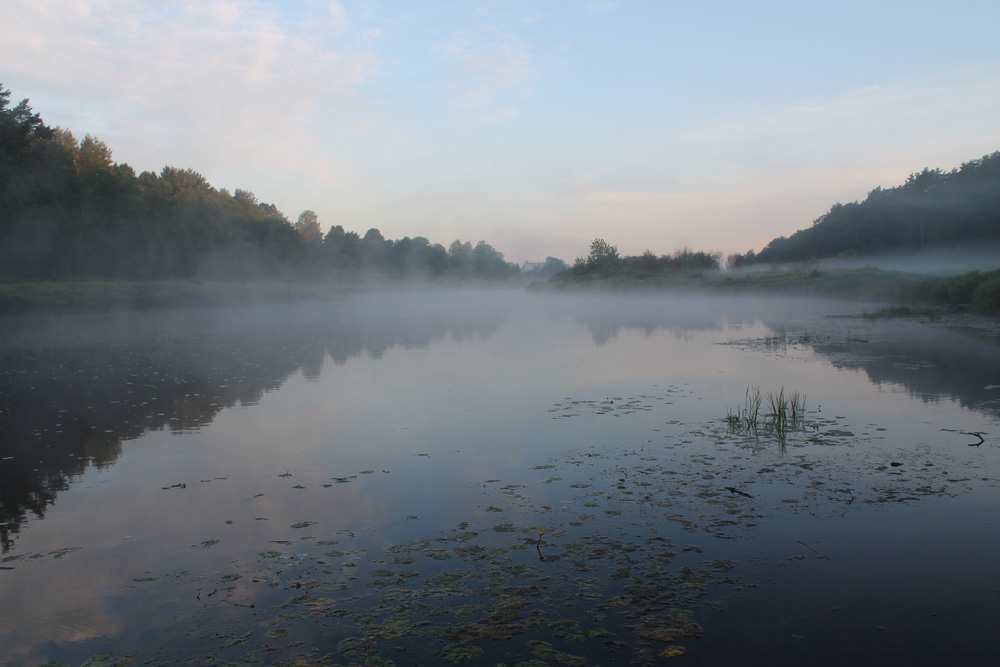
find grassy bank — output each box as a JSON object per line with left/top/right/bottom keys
{"left": 534, "top": 266, "right": 1000, "bottom": 314}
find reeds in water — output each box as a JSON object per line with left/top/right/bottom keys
{"left": 765, "top": 386, "right": 806, "bottom": 431}
{"left": 726, "top": 386, "right": 761, "bottom": 431}
{"left": 727, "top": 385, "right": 805, "bottom": 434}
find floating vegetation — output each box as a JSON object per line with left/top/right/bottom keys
{"left": 1, "top": 546, "right": 81, "bottom": 564}
{"left": 439, "top": 642, "right": 485, "bottom": 663}
{"left": 12, "top": 369, "right": 986, "bottom": 666}
{"left": 91, "top": 450, "right": 767, "bottom": 665}
{"left": 70, "top": 654, "right": 134, "bottom": 667}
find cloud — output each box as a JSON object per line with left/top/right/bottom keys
{"left": 326, "top": 1, "right": 349, "bottom": 34}
{"left": 0, "top": 1, "right": 379, "bottom": 177}
{"left": 433, "top": 24, "right": 531, "bottom": 110}
{"left": 684, "top": 75, "right": 1000, "bottom": 146}
{"left": 587, "top": 1, "right": 618, "bottom": 14}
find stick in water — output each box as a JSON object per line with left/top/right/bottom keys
{"left": 797, "top": 539, "right": 831, "bottom": 560}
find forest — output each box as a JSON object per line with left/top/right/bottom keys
{"left": 729, "top": 151, "right": 1000, "bottom": 267}
{"left": 5, "top": 80, "right": 1000, "bottom": 304}
{"left": 0, "top": 83, "right": 539, "bottom": 283}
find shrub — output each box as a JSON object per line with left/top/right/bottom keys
{"left": 972, "top": 277, "right": 1000, "bottom": 314}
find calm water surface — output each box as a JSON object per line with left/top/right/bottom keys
{"left": 2, "top": 290, "right": 999, "bottom": 666}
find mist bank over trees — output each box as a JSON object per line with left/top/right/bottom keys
{"left": 537, "top": 239, "right": 1000, "bottom": 314}
{"left": 0, "top": 83, "right": 542, "bottom": 284}
{"left": 727, "top": 150, "right": 1000, "bottom": 268}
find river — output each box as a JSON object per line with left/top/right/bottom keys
{"left": 2, "top": 289, "right": 999, "bottom": 666}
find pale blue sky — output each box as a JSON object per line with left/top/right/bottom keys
{"left": 4, "top": 1, "right": 999, "bottom": 263}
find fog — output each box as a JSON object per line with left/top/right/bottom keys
{"left": 810, "top": 242, "right": 1000, "bottom": 274}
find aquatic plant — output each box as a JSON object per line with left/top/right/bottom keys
{"left": 764, "top": 387, "right": 806, "bottom": 431}
{"left": 727, "top": 385, "right": 804, "bottom": 436}
{"left": 725, "top": 386, "right": 761, "bottom": 431}
{"left": 763, "top": 329, "right": 787, "bottom": 350}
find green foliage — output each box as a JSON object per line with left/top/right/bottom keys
{"left": 587, "top": 238, "right": 620, "bottom": 271}
{"left": 0, "top": 82, "right": 524, "bottom": 286}
{"left": 565, "top": 240, "right": 721, "bottom": 281}
{"left": 726, "top": 385, "right": 805, "bottom": 435}
{"left": 726, "top": 250, "right": 755, "bottom": 269}
{"left": 972, "top": 277, "right": 1000, "bottom": 314}
{"left": 294, "top": 210, "right": 322, "bottom": 244}
{"left": 754, "top": 152, "right": 1000, "bottom": 263}
{"left": 726, "top": 386, "right": 761, "bottom": 431}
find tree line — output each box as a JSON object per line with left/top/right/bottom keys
{"left": 0, "top": 83, "right": 533, "bottom": 282}
{"left": 563, "top": 238, "right": 722, "bottom": 279}
{"left": 727, "top": 151, "right": 1000, "bottom": 267}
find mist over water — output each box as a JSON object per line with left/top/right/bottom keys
{"left": 1, "top": 289, "right": 998, "bottom": 665}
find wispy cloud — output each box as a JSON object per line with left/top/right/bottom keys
{"left": 1, "top": 1, "right": 379, "bottom": 174}
{"left": 684, "top": 75, "right": 1000, "bottom": 145}
{"left": 587, "top": 1, "right": 618, "bottom": 14}
{"left": 433, "top": 23, "right": 531, "bottom": 115}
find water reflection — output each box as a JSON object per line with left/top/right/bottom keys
{"left": 564, "top": 293, "right": 855, "bottom": 345}
{"left": 0, "top": 295, "right": 505, "bottom": 552}
{"left": 809, "top": 324, "right": 1000, "bottom": 418}
{"left": 564, "top": 294, "right": 1000, "bottom": 421}
{"left": 1, "top": 291, "right": 999, "bottom": 666}
{"left": 8, "top": 293, "right": 999, "bottom": 553}
{"left": 566, "top": 293, "right": 783, "bottom": 345}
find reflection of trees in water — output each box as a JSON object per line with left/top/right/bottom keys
{"left": 809, "top": 325, "right": 1000, "bottom": 419}
{"left": 583, "top": 318, "right": 719, "bottom": 346}
{"left": 571, "top": 298, "right": 773, "bottom": 345}
{"left": 0, "top": 302, "right": 503, "bottom": 552}
{"left": 574, "top": 300, "right": 1000, "bottom": 423}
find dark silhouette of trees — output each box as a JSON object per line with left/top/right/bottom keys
{"left": 566, "top": 239, "right": 721, "bottom": 279}
{"left": 522, "top": 256, "right": 568, "bottom": 280}
{"left": 294, "top": 210, "right": 323, "bottom": 244}
{"left": 752, "top": 152, "right": 1000, "bottom": 264}
{"left": 0, "top": 82, "right": 526, "bottom": 284}
{"left": 726, "top": 250, "right": 755, "bottom": 270}
{"left": 586, "top": 238, "right": 620, "bottom": 272}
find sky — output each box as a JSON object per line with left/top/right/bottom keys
{"left": 3, "top": 0, "right": 1000, "bottom": 264}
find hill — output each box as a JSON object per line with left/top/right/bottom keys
{"left": 744, "top": 151, "right": 1000, "bottom": 265}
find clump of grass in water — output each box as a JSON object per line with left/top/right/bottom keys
{"left": 765, "top": 387, "right": 806, "bottom": 432}
{"left": 767, "top": 387, "right": 787, "bottom": 430}
{"left": 726, "top": 386, "right": 761, "bottom": 431}
{"left": 763, "top": 329, "right": 787, "bottom": 350}
{"left": 727, "top": 386, "right": 805, "bottom": 435}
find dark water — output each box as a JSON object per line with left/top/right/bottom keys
{"left": 1, "top": 290, "right": 999, "bottom": 666}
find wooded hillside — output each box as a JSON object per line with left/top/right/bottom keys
{"left": 745, "top": 151, "right": 1000, "bottom": 265}
{"left": 0, "top": 83, "right": 522, "bottom": 282}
